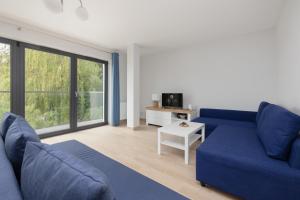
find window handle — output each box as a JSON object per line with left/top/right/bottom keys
{"left": 75, "top": 91, "right": 78, "bottom": 98}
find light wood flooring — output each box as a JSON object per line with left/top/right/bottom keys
{"left": 43, "top": 121, "right": 236, "bottom": 200}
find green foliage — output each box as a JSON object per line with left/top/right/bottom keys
{"left": 77, "top": 59, "right": 104, "bottom": 123}
{"left": 25, "top": 49, "right": 71, "bottom": 129}
{"left": 0, "top": 46, "right": 104, "bottom": 131}
{"left": 0, "top": 44, "right": 10, "bottom": 118}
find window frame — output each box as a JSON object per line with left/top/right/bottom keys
{"left": 0, "top": 36, "right": 109, "bottom": 139}
{"left": 0, "top": 37, "right": 13, "bottom": 114}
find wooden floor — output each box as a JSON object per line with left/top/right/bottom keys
{"left": 43, "top": 121, "right": 235, "bottom": 200}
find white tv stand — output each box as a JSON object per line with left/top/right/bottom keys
{"left": 145, "top": 106, "right": 196, "bottom": 127}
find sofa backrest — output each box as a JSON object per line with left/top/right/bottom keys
{"left": 200, "top": 108, "right": 257, "bottom": 122}
{"left": 0, "top": 137, "right": 22, "bottom": 200}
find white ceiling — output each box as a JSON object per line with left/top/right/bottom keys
{"left": 0, "top": 0, "right": 285, "bottom": 53}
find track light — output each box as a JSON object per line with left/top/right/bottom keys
{"left": 43, "top": 0, "right": 88, "bottom": 21}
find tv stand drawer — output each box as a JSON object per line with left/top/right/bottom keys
{"left": 146, "top": 110, "right": 171, "bottom": 119}
{"left": 146, "top": 110, "right": 172, "bottom": 126}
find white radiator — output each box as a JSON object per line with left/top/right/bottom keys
{"left": 120, "top": 102, "right": 127, "bottom": 120}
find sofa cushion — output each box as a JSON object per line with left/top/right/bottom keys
{"left": 257, "top": 104, "right": 300, "bottom": 160}
{"left": 256, "top": 101, "right": 270, "bottom": 123}
{"left": 5, "top": 117, "right": 40, "bottom": 179}
{"left": 0, "top": 137, "right": 22, "bottom": 200}
{"left": 21, "top": 142, "right": 115, "bottom": 200}
{"left": 192, "top": 117, "right": 256, "bottom": 137}
{"left": 289, "top": 136, "right": 300, "bottom": 169}
{"left": 196, "top": 125, "right": 300, "bottom": 199}
{"left": 52, "top": 140, "right": 188, "bottom": 200}
{"left": 0, "top": 112, "right": 17, "bottom": 141}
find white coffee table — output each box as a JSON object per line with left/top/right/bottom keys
{"left": 157, "top": 121, "right": 205, "bottom": 164}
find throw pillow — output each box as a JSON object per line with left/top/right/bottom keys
{"left": 5, "top": 116, "right": 40, "bottom": 179}
{"left": 257, "top": 104, "right": 300, "bottom": 160}
{"left": 21, "top": 142, "right": 115, "bottom": 200}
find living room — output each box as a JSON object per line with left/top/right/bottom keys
{"left": 0, "top": 0, "right": 300, "bottom": 200}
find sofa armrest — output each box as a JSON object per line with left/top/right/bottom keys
{"left": 199, "top": 108, "right": 257, "bottom": 122}
{"left": 289, "top": 136, "right": 300, "bottom": 169}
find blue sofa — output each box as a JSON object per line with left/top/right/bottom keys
{"left": 193, "top": 103, "right": 300, "bottom": 200}
{"left": 0, "top": 113, "right": 187, "bottom": 200}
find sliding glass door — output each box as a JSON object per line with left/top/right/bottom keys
{"left": 0, "top": 37, "right": 108, "bottom": 137}
{"left": 25, "top": 48, "right": 71, "bottom": 134}
{"left": 0, "top": 42, "right": 11, "bottom": 117}
{"left": 77, "top": 58, "right": 105, "bottom": 127}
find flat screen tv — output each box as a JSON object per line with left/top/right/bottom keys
{"left": 162, "top": 93, "right": 183, "bottom": 108}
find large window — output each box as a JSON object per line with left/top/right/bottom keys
{"left": 25, "top": 48, "right": 71, "bottom": 133}
{"left": 0, "top": 42, "right": 10, "bottom": 117}
{"left": 0, "top": 37, "right": 108, "bottom": 137}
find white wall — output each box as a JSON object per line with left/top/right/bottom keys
{"left": 277, "top": 0, "right": 300, "bottom": 115}
{"left": 140, "top": 30, "right": 277, "bottom": 118}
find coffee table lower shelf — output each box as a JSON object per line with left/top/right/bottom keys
{"left": 157, "top": 121, "right": 205, "bottom": 164}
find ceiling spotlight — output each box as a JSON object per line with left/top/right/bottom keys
{"left": 43, "top": 0, "right": 63, "bottom": 14}
{"left": 76, "top": 0, "right": 89, "bottom": 21}
{"left": 43, "top": 0, "right": 89, "bottom": 21}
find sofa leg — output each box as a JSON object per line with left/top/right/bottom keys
{"left": 200, "top": 182, "right": 207, "bottom": 187}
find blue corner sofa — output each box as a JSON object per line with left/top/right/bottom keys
{"left": 0, "top": 113, "right": 187, "bottom": 200}
{"left": 193, "top": 102, "right": 300, "bottom": 200}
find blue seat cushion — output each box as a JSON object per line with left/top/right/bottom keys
{"left": 196, "top": 125, "right": 300, "bottom": 199}
{"left": 0, "top": 112, "right": 17, "bottom": 141}
{"left": 256, "top": 101, "right": 270, "bottom": 123}
{"left": 0, "top": 137, "right": 22, "bottom": 200}
{"left": 52, "top": 140, "right": 188, "bottom": 200}
{"left": 5, "top": 116, "right": 40, "bottom": 179}
{"left": 192, "top": 117, "right": 256, "bottom": 137}
{"left": 21, "top": 142, "right": 115, "bottom": 200}
{"left": 257, "top": 104, "right": 300, "bottom": 160}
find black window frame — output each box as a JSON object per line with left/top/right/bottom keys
{"left": 0, "top": 36, "right": 109, "bottom": 139}
{"left": 0, "top": 37, "right": 14, "bottom": 114}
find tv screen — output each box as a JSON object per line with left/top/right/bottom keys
{"left": 162, "top": 93, "right": 183, "bottom": 108}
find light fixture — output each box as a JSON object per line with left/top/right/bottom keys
{"left": 76, "top": 0, "right": 89, "bottom": 21}
{"left": 43, "top": 0, "right": 63, "bottom": 14}
{"left": 152, "top": 94, "right": 160, "bottom": 107}
{"left": 43, "top": 0, "right": 88, "bottom": 21}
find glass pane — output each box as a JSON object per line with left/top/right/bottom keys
{"left": 25, "top": 48, "right": 70, "bottom": 134}
{"left": 0, "top": 43, "right": 10, "bottom": 117}
{"left": 77, "top": 59, "right": 104, "bottom": 127}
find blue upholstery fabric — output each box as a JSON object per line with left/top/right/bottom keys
{"left": 112, "top": 52, "right": 120, "bottom": 126}
{"left": 0, "top": 112, "right": 17, "bottom": 141}
{"left": 5, "top": 117, "right": 40, "bottom": 179}
{"left": 199, "top": 108, "right": 257, "bottom": 122}
{"left": 52, "top": 140, "right": 188, "bottom": 200}
{"left": 196, "top": 125, "right": 300, "bottom": 200}
{"left": 0, "top": 137, "right": 22, "bottom": 200}
{"left": 21, "top": 142, "right": 115, "bottom": 200}
{"left": 192, "top": 117, "right": 256, "bottom": 137}
{"left": 289, "top": 136, "right": 300, "bottom": 169}
{"left": 256, "top": 101, "right": 270, "bottom": 123}
{"left": 257, "top": 104, "right": 300, "bottom": 160}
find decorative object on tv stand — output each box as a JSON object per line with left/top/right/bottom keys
{"left": 179, "top": 121, "right": 189, "bottom": 127}
{"left": 188, "top": 104, "right": 193, "bottom": 110}
{"left": 43, "top": 0, "right": 89, "bottom": 21}
{"left": 152, "top": 94, "right": 160, "bottom": 108}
